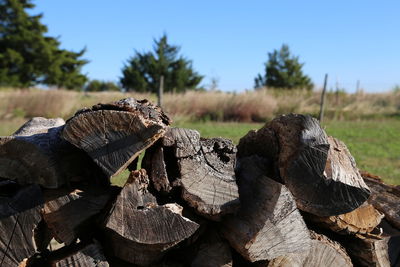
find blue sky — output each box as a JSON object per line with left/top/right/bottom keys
{"left": 32, "top": 0, "right": 400, "bottom": 92}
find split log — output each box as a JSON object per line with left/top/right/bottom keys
{"left": 238, "top": 114, "right": 370, "bottom": 216}
{"left": 268, "top": 232, "right": 353, "bottom": 267}
{"left": 361, "top": 172, "right": 400, "bottom": 230}
{"left": 0, "top": 184, "right": 43, "bottom": 266}
{"left": 222, "top": 156, "right": 311, "bottom": 262}
{"left": 53, "top": 241, "right": 109, "bottom": 267}
{"left": 61, "top": 98, "right": 171, "bottom": 179}
{"left": 42, "top": 187, "right": 116, "bottom": 245}
{"left": 0, "top": 122, "right": 66, "bottom": 188}
{"left": 162, "top": 128, "right": 240, "bottom": 220}
{"left": 306, "top": 203, "right": 384, "bottom": 235}
{"left": 13, "top": 117, "right": 65, "bottom": 136}
{"left": 102, "top": 169, "right": 199, "bottom": 266}
{"left": 142, "top": 143, "right": 171, "bottom": 194}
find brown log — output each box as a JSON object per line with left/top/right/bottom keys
{"left": 102, "top": 169, "right": 199, "bottom": 266}
{"left": 61, "top": 98, "right": 171, "bottom": 179}
{"left": 222, "top": 156, "right": 311, "bottom": 262}
{"left": 238, "top": 114, "right": 370, "bottom": 216}
{"left": 306, "top": 203, "right": 384, "bottom": 235}
{"left": 268, "top": 232, "right": 353, "bottom": 267}
{"left": 0, "top": 184, "right": 43, "bottom": 266}
{"left": 42, "top": 187, "right": 116, "bottom": 245}
{"left": 162, "top": 128, "right": 240, "bottom": 220}
{"left": 142, "top": 143, "right": 171, "bottom": 194}
{"left": 361, "top": 172, "right": 400, "bottom": 230}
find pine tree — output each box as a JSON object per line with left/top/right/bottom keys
{"left": 120, "top": 34, "right": 203, "bottom": 93}
{"left": 255, "top": 44, "right": 313, "bottom": 90}
{"left": 0, "top": 0, "right": 88, "bottom": 89}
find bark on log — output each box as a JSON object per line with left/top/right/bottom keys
{"left": 102, "top": 169, "right": 199, "bottom": 266}
{"left": 0, "top": 184, "right": 43, "bottom": 267}
{"left": 238, "top": 114, "right": 370, "bottom": 216}
{"left": 61, "top": 98, "right": 170, "bottom": 179}
{"left": 13, "top": 117, "right": 65, "bottom": 136}
{"left": 268, "top": 232, "right": 353, "bottom": 267}
{"left": 361, "top": 172, "right": 400, "bottom": 230}
{"left": 222, "top": 156, "right": 311, "bottom": 262}
{"left": 42, "top": 187, "right": 116, "bottom": 245}
{"left": 306, "top": 203, "right": 384, "bottom": 235}
{"left": 162, "top": 128, "right": 240, "bottom": 220}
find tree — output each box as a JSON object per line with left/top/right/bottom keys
{"left": 85, "top": 80, "right": 120, "bottom": 92}
{"left": 0, "top": 0, "right": 88, "bottom": 89}
{"left": 255, "top": 44, "right": 313, "bottom": 90}
{"left": 120, "top": 34, "right": 203, "bottom": 93}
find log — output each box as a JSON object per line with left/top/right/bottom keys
{"left": 102, "top": 169, "right": 199, "bottom": 266}
{"left": 61, "top": 98, "right": 171, "bottom": 179}
{"left": 42, "top": 187, "right": 116, "bottom": 245}
{"left": 268, "top": 232, "right": 353, "bottom": 267}
{"left": 53, "top": 241, "right": 109, "bottom": 267}
{"left": 162, "top": 128, "right": 240, "bottom": 220}
{"left": 306, "top": 203, "right": 384, "bottom": 235}
{"left": 238, "top": 114, "right": 370, "bottom": 216}
{"left": 0, "top": 184, "right": 43, "bottom": 267}
{"left": 142, "top": 143, "right": 171, "bottom": 194}
{"left": 222, "top": 156, "right": 311, "bottom": 262}
{"left": 361, "top": 172, "right": 400, "bottom": 230}
{"left": 0, "top": 124, "right": 66, "bottom": 188}
{"left": 13, "top": 117, "right": 65, "bottom": 136}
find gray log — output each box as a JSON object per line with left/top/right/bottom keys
{"left": 62, "top": 98, "right": 171, "bottom": 179}
{"left": 222, "top": 156, "right": 311, "bottom": 262}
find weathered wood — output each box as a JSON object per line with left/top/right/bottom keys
{"left": 53, "top": 241, "right": 109, "bottom": 267}
{"left": 162, "top": 128, "right": 240, "bottom": 220}
{"left": 103, "top": 169, "right": 199, "bottom": 266}
{"left": 222, "top": 156, "right": 311, "bottom": 262}
{"left": 42, "top": 187, "right": 116, "bottom": 245}
{"left": 62, "top": 98, "right": 171, "bottom": 179}
{"left": 361, "top": 172, "right": 400, "bottom": 230}
{"left": 239, "top": 114, "right": 370, "bottom": 216}
{"left": 268, "top": 232, "right": 353, "bottom": 267}
{"left": 142, "top": 143, "right": 171, "bottom": 194}
{"left": 0, "top": 184, "right": 43, "bottom": 267}
{"left": 306, "top": 203, "right": 384, "bottom": 235}
{"left": 13, "top": 117, "right": 65, "bottom": 136}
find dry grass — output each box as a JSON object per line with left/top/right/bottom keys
{"left": 0, "top": 88, "right": 399, "bottom": 122}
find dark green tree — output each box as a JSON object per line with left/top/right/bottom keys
{"left": 120, "top": 34, "right": 203, "bottom": 93}
{"left": 85, "top": 79, "right": 120, "bottom": 92}
{"left": 255, "top": 44, "right": 313, "bottom": 90}
{"left": 0, "top": 0, "right": 88, "bottom": 89}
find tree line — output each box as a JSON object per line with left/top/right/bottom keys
{"left": 0, "top": 0, "right": 313, "bottom": 92}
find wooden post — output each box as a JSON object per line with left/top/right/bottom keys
{"left": 318, "top": 74, "right": 328, "bottom": 123}
{"left": 158, "top": 75, "right": 164, "bottom": 108}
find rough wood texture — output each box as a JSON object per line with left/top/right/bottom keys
{"left": 53, "top": 241, "right": 109, "bottom": 267}
{"left": 162, "top": 128, "right": 240, "bottom": 220}
{"left": 361, "top": 172, "right": 400, "bottom": 230}
{"left": 13, "top": 117, "right": 65, "bottom": 136}
{"left": 307, "top": 203, "right": 384, "bottom": 235}
{"left": 0, "top": 184, "right": 43, "bottom": 267}
{"left": 0, "top": 125, "right": 66, "bottom": 188}
{"left": 103, "top": 169, "right": 199, "bottom": 266}
{"left": 142, "top": 143, "right": 171, "bottom": 194}
{"left": 43, "top": 188, "right": 115, "bottom": 245}
{"left": 62, "top": 98, "right": 170, "bottom": 179}
{"left": 239, "top": 114, "right": 370, "bottom": 216}
{"left": 222, "top": 156, "right": 311, "bottom": 262}
{"left": 268, "top": 232, "right": 353, "bottom": 267}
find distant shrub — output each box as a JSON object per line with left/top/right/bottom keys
{"left": 85, "top": 80, "right": 121, "bottom": 92}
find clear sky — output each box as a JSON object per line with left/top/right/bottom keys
{"left": 32, "top": 0, "right": 400, "bottom": 92}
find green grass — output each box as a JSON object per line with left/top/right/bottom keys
{"left": 176, "top": 120, "right": 400, "bottom": 185}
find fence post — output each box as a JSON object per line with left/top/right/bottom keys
{"left": 318, "top": 74, "right": 328, "bottom": 123}
{"left": 158, "top": 75, "right": 164, "bottom": 108}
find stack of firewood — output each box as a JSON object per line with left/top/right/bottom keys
{"left": 0, "top": 98, "right": 398, "bottom": 267}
